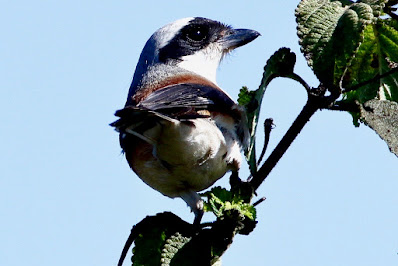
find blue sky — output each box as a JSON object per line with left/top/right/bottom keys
{"left": 1, "top": 1, "right": 397, "bottom": 265}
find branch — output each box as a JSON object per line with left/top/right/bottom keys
{"left": 328, "top": 102, "right": 359, "bottom": 112}
{"left": 250, "top": 90, "right": 325, "bottom": 191}
{"left": 384, "top": 1, "right": 398, "bottom": 21}
{"left": 387, "top": 10, "right": 398, "bottom": 20}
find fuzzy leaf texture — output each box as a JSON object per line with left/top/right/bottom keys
{"left": 296, "top": 0, "right": 376, "bottom": 87}
{"left": 344, "top": 19, "right": 398, "bottom": 103}
{"left": 297, "top": 0, "right": 398, "bottom": 157}
{"left": 161, "top": 233, "right": 191, "bottom": 266}
{"left": 359, "top": 99, "right": 398, "bottom": 156}
{"left": 238, "top": 48, "right": 296, "bottom": 175}
{"left": 129, "top": 213, "right": 214, "bottom": 266}
{"left": 202, "top": 186, "right": 257, "bottom": 221}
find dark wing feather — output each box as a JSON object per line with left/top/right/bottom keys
{"left": 111, "top": 83, "right": 248, "bottom": 151}
{"left": 110, "top": 83, "right": 238, "bottom": 140}
{"left": 137, "top": 83, "right": 235, "bottom": 114}
{"left": 110, "top": 107, "right": 174, "bottom": 132}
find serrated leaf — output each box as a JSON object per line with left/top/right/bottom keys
{"left": 129, "top": 213, "right": 210, "bottom": 266}
{"left": 161, "top": 233, "right": 191, "bottom": 266}
{"left": 237, "top": 86, "right": 254, "bottom": 106}
{"left": 202, "top": 187, "right": 257, "bottom": 220}
{"left": 126, "top": 212, "right": 252, "bottom": 266}
{"left": 343, "top": 19, "right": 398, "bottom": 104}
{"left": 297, "top": 0, "right": 398, "bottom": 155}
{"left": 359, "top": 99, "right": 398, "bottom": 156}
{"left": 359, "top": 0, "right": 388, "bottom": 17}
{"left": 296, "top": 0, "right": 374, "bottom": 87}
{"left": 238, "top": 48, "right": 296, "bottom": 175}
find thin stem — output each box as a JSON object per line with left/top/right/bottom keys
{"left": 253, "top": 197, "right": 266, "bottom": 207}
{"left": 344, "top": 66, "right": 398, "bottom": 93}
{"left": 328, "top": 102, "right": 359, "bottom": 112}
{"left": 118, "top": 226, "right": 138, "bottom": 266}
{"left": 250, "top": 96, "right": 321, "bottom": 191}
{"left": 257, "top": 118, "right": 274, "bottom": 166}
{"left": 288, "top": 73, "right": 312, "bottom": 94}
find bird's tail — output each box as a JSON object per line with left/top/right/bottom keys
{"left": 110, "top": 106, "right": 177, "bottom": 145}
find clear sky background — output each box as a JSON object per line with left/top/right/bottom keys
{"left": 1, "top": 1, "right": 397, "bottom": 265}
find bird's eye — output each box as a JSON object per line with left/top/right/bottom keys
{"left": 185, "top": 25, "right": 208, "bottom": 42}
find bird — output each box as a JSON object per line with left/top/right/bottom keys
{"left": 111, "top": 17, "right": 260, "bottom": 224}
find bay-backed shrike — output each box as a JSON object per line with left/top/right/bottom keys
{"left": 111, "top": 17, "right": 259, "bottom": 224}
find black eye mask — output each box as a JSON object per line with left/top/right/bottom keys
{"left": 158, "top": 17, "right": 229, "bottom": 63}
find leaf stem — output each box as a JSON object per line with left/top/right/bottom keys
{"left": 256, "top": 118, "right": 274, "bottom": 166}
{"left": 252, "top": 197, "right": 266, "bottom": 207}
{"left": 288, "top": 73, "right": 312, "bottom": 94}
{"left": 344, "top": 66, "right": 398, "bottom": 93}
{"left": 328, "top": 102, "right": 359, "bottom": 112}
{"left": 118, "top": 226, "right": 138, "bottom": 266}
{"left": 250, "top": 94, "right": 321, "bottom": 191}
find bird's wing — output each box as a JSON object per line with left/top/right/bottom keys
{"left": 137, "top": 83, "right": 236, "bottom": 116}
{"left": 110, "top": 83, "right": 239, "bottom": 143}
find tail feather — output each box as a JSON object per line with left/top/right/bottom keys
{"left": 110, "top": 106, "right": 178, "bottom": 145}
{"left": 110, "top": 107, "right": 176, "bottom": 131}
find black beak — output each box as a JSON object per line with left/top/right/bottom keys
{"left": 220, "top": 28, "right": 260, "bottom": 50}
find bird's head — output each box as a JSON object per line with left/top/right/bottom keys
{"left": 129, "top": 17, "right": 260, "bottom": 97}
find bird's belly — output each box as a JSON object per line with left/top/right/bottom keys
{"left": 126, "top": 118, "right": 239, "bottom": 198}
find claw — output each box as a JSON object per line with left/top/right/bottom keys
{"left": 180, "top": 191, "right": 204, "bottom": 225}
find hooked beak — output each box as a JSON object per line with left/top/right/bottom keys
{"left": 220, "top": 28, "right": 260, "bottom": 51}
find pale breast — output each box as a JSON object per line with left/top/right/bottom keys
{"left": 126, "top": 117, "right": 240, "bottom": 198}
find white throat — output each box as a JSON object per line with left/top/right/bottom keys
{"left": 176, "top": 43, "right": 223, "bottom": 84}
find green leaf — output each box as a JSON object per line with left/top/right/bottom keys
{"left": 296, "top": 0, "right": 375, "bottom": 87}
{"left": 130, "top": 213, "right": 207, "bottom": 266}
{"left": 132, "top": 229, "right": 167, "bottom": 266}
{"left": 296, "top": 1, "right": 398, "bottom": 155}
{"left": 127, "top": 211, "right": 256, "bottom": 266}
{"left": 359, "top": 0, "right": 388, "bottom": 17}
{"left": 238, "top": 48, "right": 296, "bottom": 175}
{"left": 161, "top": 233, "right": 191, "bottom": 266}
{"left": 344, "top": 20, "right": 398, "bottom": 103}
{"left": 202, "top": 187, "right": 257, "bottom": 221}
